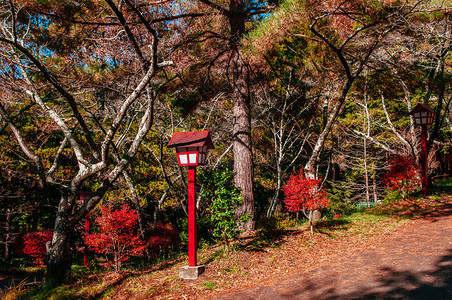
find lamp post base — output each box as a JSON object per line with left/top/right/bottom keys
{"left": 179, "top": 265, "right": 205, "bottom": 279}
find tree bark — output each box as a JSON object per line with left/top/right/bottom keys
{"left": 231, "top": 49, "right": 255, "bottom": 231}
{"left": 364, "top": 131, "right": 370, "bottom": 205}
{"left": 46, "top": 195, "right": 74, "bottom": 286}
{"left": 363, "top": 97, "right": 370, "bottom": 206}
{"left": 229, "top": 0, "right": 255, "bottom": 231}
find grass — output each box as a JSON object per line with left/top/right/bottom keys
{"left": 2, "top": 192, "right": 450, "bottom": 300}
{"left": 201, "top": 281, "right": 217, "bottom": 290}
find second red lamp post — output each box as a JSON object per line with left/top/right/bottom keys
{"left": 410, "top": 103, "right": 435, "bottom": 195}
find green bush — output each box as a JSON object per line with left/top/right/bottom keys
{"left": 382, "top": 189, "right": 402, "bottom": 203}
{"left": 200, "top": 167, "right": 246, "bottom": 248}
{"left": 324, "top": 184, "right": 358, "bottom": 218}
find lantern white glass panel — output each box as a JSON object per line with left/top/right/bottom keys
{"left": 412, "top": 111, "right": 435, "bottom": 126}
{"left": 413, "top": 113, "right": 420, "bottom": 125}
{"left": 189, "top": 153, "right": 197, "bottom": 164}
{"left": 179, "top": 154, "right": 188, "bottom": 165}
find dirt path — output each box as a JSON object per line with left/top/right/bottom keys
{"left": 215, "top": 202, "right": 452, "bottom": 299}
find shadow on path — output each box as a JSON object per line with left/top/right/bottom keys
{"left": 217, "top": 249, "right": 452, "bottom": 300}
{"left": 216, "top": 199, "right": 452, "bottom": 300}
{"left": 286, "top": 249, "right": 452, "bottom": 300}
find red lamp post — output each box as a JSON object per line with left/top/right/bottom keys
{"left": 79, "top": 191, "right": 93, "bottom": 266}
{"left": 410, "top": 103, "right": 435, "bottom": 195}
{"left": 168, "top": 130, "right": 214, "bottom": 279}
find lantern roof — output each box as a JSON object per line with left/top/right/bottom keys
{"left": 168, "top": 130, "right": 214, "bottom": 149}
{"left": 409, "top": 103, "right": 435, "bottom": 115}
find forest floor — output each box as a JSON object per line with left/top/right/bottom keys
{"left": 0, "top": 271, "right": 44, "bottom": 293}
{"left": 2, "top": 193, "right": 451, "bottom": 299}
{"left": 216, "top": 197, "right": 452, "bottom": 299}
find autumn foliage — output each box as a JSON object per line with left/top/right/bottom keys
{"left": 282, "top": 169, "right": 329, "bottom": 234}
{"left": 382, "top": 155, "right": 421, "bottom": 199}
{"left": 21, "top": 229, "right": 53, "bottom": 266}
{"left": 282, "top": 169, "right": 329, "bottom": 215}
{"left": 84, "top": 205, "right": 146, "bottom": 271}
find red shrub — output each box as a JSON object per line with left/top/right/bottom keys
{"left": 282, "top": 169, "right": 330, "bottom": 233}
{"left": 84, "top": 205, "right": 146, "bottom": 271}
{"left": 282, "top": 169, "right": 329, "bottom": 214}
{"left": 22, "top": 229, "right": 53, "bottom": 266}
{"left": 382, "top": 155, "right": 420, "bottom": 198}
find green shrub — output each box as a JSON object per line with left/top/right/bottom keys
{"left": 200, "top": 167, "right": 246, "bottom": 248}
{"left": 324, "top": 185, "right": 357, "bottom": 218}
{"left": 382, "top": 189, "right": 402, "bottom": 203}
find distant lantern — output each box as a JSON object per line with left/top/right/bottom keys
{"left": 409, "top": 103, "right": 435, "bottom": 195}
{"left": 410, "top": 103, "right": 435, "bottom": 126}
{"left": 168, "top": 130, "right": 214, "bottom": 166}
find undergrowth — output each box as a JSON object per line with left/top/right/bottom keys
{"left": 2, "top": 193, "right": 449, "bottom": 300}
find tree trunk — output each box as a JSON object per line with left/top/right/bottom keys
{"left": 309, "top": 210, "right": 313, "bottom": 235}
{"left": 364, "top": 121, "right": 370, "bottom": 206}
{"left": 229, "top": 1, "right": 255, "bottom": 231}
{"left": 46, "top": 194, "right": 75, "bottom": 286}
{"left": 232, "top": 49, "right": 255, "bottom": 230}
{"left": 373, "top": 173, "right": 378, "bottom": 203}
{"left": 4, "top": 208, "right": 11, "bottom": 263}
{"left": 123, "top": 170, "right": 146, "bottom": 237}
{"left": 267, "top": 134, "right": 282, "bottom": 217}
{"left": 304, "top": 80, "right": 353, "bottom": 178}
{"left": 267, "top": 172, "right": 281, "bottom": 217}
